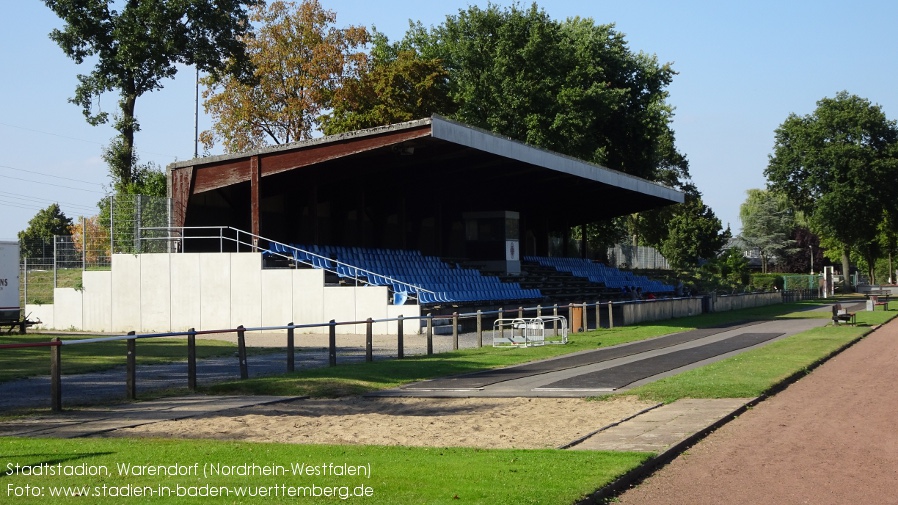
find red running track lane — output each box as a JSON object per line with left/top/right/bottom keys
{"left": 616, "top": 318, "right": 898, "bottom": 505}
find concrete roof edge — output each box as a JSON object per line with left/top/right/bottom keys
{"left": 430, "top": 115, "right": 685, "bottom": 204}
{"left": 167, "top": 117, "right": 434, "bottom": 171}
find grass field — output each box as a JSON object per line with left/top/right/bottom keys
{"left": 0, "top": 437, "right": 650, "bottom": 504}
{"left": 1, "top": 300, "right": 892, "bottom": 504}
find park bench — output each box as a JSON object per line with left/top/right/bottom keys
{"left": 832, "top": 303, "right": 856, "bottom": 325}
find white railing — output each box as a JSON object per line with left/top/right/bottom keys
{"left": 138, "top": 226, "right": 435, "bottom": 303}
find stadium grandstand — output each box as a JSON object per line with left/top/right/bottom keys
{"left": 168, "top": 115, "right": 684, "bottom": 309}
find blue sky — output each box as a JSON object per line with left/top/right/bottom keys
{"left": 3, "top": 1, "right": 897, "bottom": 241}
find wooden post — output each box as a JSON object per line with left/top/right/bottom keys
{"left": 126, "top": 331, "right": 136, "bottom": 400}
{"left": 187, "top": 328, "right": 197, "bottom": 391}
{"left": 536, "top": 305, "right": 542, "bottom": 318}
{"left": 365, "top": 318, "right": 373, "bottom": 362}
{"left": 476, "top": 310, "right": 483, "bottom": 347}
{"left": 329, "top": 320, "right": 337, "bottom": 366}
{"left": 452, "top": 312, "right": 459, "bottom": 350}
{"left": 608, "top": 301, "right": 614, "bottom": 329}
{"left": 287, "top": 322, "right": 295, "bottom": 372}
{"left": 426, "top": 313, "right": 433, "bottom": 355}
{"left": 595, "top": 301, "right": 601, "bottom": 330}
{"left": 517, "top": 306, "right": 523, "bottom": 319}
{"left": 397, "top": 315, "right": 405, "bottom": 359}
{"left": 237, "top": 325, "right": 248, "bottom": 379}
{"left": 498, "top": 308, "right": 505, "bottom": 340}
{"left": 50, "top": 338, "right": 61, "bottom": 412}
{"left": 582, "top": 302, "right": 588, "bottom": 332}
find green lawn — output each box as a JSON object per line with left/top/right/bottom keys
{"left": 0, "top": 437, "right": 649, "bottom": 504}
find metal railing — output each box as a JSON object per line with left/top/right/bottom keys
{"left": 139, "top": 226, "right": 436, "bottom": 303}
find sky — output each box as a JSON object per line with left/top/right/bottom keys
{"left": 3, "top": 0, "right": 898, "bottom": 241}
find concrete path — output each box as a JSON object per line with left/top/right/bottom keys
{"left": 567, "top": 398, "right": 753, "bottom": 452}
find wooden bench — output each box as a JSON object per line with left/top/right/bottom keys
{"left": 832, "top": 303, "right": 856, "bottom": 325}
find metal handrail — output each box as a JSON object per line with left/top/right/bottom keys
{"left": 138, "top": 226, "right": 436, "bottom": 300}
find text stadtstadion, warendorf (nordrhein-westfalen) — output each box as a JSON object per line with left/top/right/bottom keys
{"left": 6, "top": 461, "right": 372, "bottom": 478}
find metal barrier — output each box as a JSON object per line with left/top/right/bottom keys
{"left": 491, "top": 316, "right": 568, "bottom": 347}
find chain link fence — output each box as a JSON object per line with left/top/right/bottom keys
{"left": 606, "top": 244, "right": 670, "bottom": 270}
{"left": 19, "top": 194, "right": 175, "bottom": 306}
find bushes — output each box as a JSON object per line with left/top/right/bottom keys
{"left": 751, "top": 273, "right": 784, "bottom": 291}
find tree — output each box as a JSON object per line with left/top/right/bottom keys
{"left": 43, "top": 0, "right": 260, "bottom": 187}
{"left": 401, "top": 4, "right": 691, "bottom": 248}
{"left": 18, "top": 204, "right": 74, "bottom": 259}
{"left": 778, "top": 226, "right": 824, "bottom": 275}
{"left": 738, "top": 189, "right": 797, "bottom": 273}
{"left": 660, "top": 198, "right": 731, "bottom": 270}
{"left": 71, "top": 215, "right": 110, "bottom": 266}
{"left": 320, "top": 46, "right": 454, "bottom": 134}
{"left": 765, "top": 91, "right": 898, "bottom": 289}
{"left": 403, "top": 5, "right": 685, "bottom": 184}
{"left": 201, "top": 0, "right": 369, "bottom": 152}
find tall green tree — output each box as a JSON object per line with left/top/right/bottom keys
{"left": 18, "top": 204, "right": 74, "bottom": 259}
{"left": 765, "top": 91, "right": 898, "bottom": 289}
{"left": 660, "top": 198, "right": 731, "bottom": 270}
{"left": 403, "top": 4, "right": 686, "bottom": 184}
{"left": 320, "top": 45, "right": 453, "bottom": 134}
{"left": 43, "top": 0, "right": 260, "bottom": 186}
{"left": 401, "top": 3, "right": 691, "bottom": 250}
{"left": 738, "top": 189, "right": 797, "bottom": 273}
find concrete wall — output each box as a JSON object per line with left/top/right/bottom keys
{"left": 710, "top": 292, "right": 782, "bottom": 312}
{"left": 621, "top": 298, "right": 703, "bottom": 326}
{"left": 28, "top": 252, "right": 420, "bottom": 335}
{"left": 617, "top": 292, "right": 782, "bottom": 327}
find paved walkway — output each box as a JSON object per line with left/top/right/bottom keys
{"left": 568, "top": 398, "right": 753, "bottom": 452}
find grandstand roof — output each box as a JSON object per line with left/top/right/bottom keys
{"left": 168, "top": 116, "right": 684, "bottom": 254}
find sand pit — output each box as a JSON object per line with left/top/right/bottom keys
{"left": 108, "top": 396, "right": 657, "bottom": 449}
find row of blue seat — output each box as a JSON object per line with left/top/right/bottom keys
{"left": 267, "top": 243, "right": 542, "bottom": 304}
{"left": 525, "top": 256, "right": 674, "bottom": 293}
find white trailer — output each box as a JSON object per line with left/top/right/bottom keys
{"left": 0, "top": 241, "right": 21, "bottom": 324}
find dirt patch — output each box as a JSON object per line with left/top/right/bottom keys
{"left": 106, "top": 396, "right": 656, "bottom": 449}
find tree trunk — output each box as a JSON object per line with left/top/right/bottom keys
{"left": 116, "top": 77, "right": 138, "bottom": 188}
{"left": 841, "top": 247, "right": 852, "bottom": 292}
